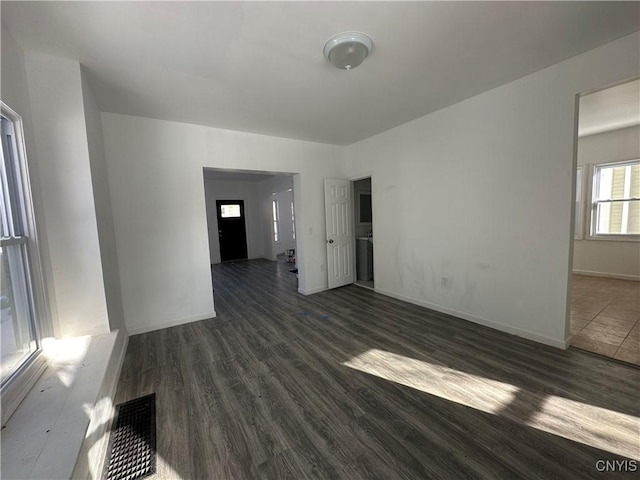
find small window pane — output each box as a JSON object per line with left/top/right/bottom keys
{"left": 1, "top": 244, "right": 37, "bottom": 384}
{"left": 596, "top": 164, "right": 639, "bottom": 201}
{"left": 596, "top": 200, "right": 640, "bottom": 235}
{"left": 272, "top": 200, "right": 279, "bottom": 242}
{"left": 220, "top": 204, "right": 241, "bottom": 218}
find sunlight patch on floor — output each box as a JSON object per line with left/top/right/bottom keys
{"left": 342, "top": 348, "right": 639, "bottom": 459}
{"left": 343, "top": 347, "right": 518, "bottom": 413}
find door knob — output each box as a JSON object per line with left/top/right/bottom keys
{"left": 328, "top": 239, "right": 334, "bottom": 244}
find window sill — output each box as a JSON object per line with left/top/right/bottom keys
{"left": 584, "top": 235, "right": 640, "bottom": 242}
{"left": 0, "top": 330, "right": 127, "bottom": 479}
{"left": 1, "top": 352, "right": 48, "bottom": 425}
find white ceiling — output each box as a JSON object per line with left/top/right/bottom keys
{"left": 579, "top": 79, "right": 640, "bottom": 137}
{"left": 2, "top": 2, "right": 638, "bottom": 146}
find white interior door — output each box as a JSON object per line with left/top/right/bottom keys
{"left": 324, "top": 179, "right": 354, "bottom": 289}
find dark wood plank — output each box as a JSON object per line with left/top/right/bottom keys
{"left": 115, "top": 258, "right": 640, "bottom": 479}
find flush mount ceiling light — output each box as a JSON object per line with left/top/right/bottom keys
{"left": 323, "top": 32, "right": 373, "bottom": 70}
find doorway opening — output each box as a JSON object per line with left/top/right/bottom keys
{"left": 216, "top": 200, "right": 248, "bottom": 262}
{"left": 271, "top": 188, "right": 296, "bottom": 268}
{"left": 568, "top": 78, "right": 639, "bottom": 365}
{"left": 353, "top": 177, "right": 374, "bottom": 290}
{"left": 202, "top": 168, "right": 299, "bottom": 299}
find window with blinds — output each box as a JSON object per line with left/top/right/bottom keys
{"left": 591, "top": 160, "right": 640, "bottom": 237}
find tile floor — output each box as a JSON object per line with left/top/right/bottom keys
{"left": 570, "top": 274, "right": 640, "bottom": 365}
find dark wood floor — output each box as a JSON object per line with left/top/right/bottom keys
{"left": 115, "top": 259, "right": 640, "bottom": 479}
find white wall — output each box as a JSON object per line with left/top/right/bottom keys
{"left": 8, "top": 25, "right": 636, "bottom": 347}
{"left": 101, "top": 113, "right": 345, "bottom": 334}
{"left": 346, "top": 33, "right": 639, "bottom": 348}
{"left": 2, "top": 30, "right": 124, "bottom": 337}
{"left": 81, "top": 69, "right": 127, "bottom": 332}
{"left": 573, "top": 125, "right": 640, "bottom": 279}
{"left": 2, "top": 34, "right": 127, "bottom": 472}
{"left": 203, "top": 178, "right": 265, "bottom": 264}
{"left": 1, "top": 25, "right": 57, "bottom": 338}
{"left": 24, "top": 53, "right": 110, "bottom": 337}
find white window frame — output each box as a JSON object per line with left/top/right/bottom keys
{"left": 587, "top": 159, "right": 640, "bottom": 242}
{"left": 1, "top": 103, "right": 49, "bottom": 423}
{"left": 272, "top": 199, "right": 279, "bottom": 243}
{"left": 574, "top": 166, "right": 584, "bottom": 240}
{"left": 291, "top": 201, "right": 295, "bottom": 240}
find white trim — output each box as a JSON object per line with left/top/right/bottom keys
{"left": 0, "top": 353, "right": 47, "bottom": 424}
{"left": 583, "top": 234, "right": 640, "bottom": 242}
{"left": 374, "top": 287, "right": 567, "bottom": 349}
{"left": 298, "top": 286, "right": 328, "bottom": 296}
{"left": 567, "top": 92, "right": 580, "bottom": 347}
{"left": 73, "top": 329, "right": 129, "bottom": 479}
{"left": 1, "top": 332, "right": 122, "bottom": 479}
{"left": 126, "top": 311, "right": 217, "bottom": 335}
{"left": 1, "top": 102, "right": 53, "bottom": 417}
{"left": 349, "top": 174, "right": 375, "bottom": 290}
{"left": 349, "top": 171, "right": 374, "bottom": 182}
{"left": 574, "top": 166, "right": 584, "bottom": 240}
{"left": 572, "top": 269, "right": 640, "bottom": 282}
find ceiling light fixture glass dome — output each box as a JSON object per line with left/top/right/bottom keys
{"left": 323, "top": 32, "right": 373, "bottom": 70}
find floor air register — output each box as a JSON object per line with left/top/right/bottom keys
{"left": 102, "top": 393, "right": 157, "bottom": 480}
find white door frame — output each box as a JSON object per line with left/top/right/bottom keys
{"left": 350, "top": 173, "right": 374, "bottom": 288}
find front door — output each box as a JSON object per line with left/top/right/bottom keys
{"left": 324, "top": 179, "right": 355, "bottom": 289}
{"left": 216, "top": 200, "right": 248, "bottom": 262}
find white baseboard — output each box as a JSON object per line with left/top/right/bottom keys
{"left": 562, "top": 335, "right": 573, "bottom": 350}
{"left": 374, "top": 287, "right": 567, "bottom": 349}
{"left": 127, "top": 311, "right": 217, "bottom": 336}
{"left": 572, "top": 269, "right": 640, "bottom": 281}
{"left": 298, "top": 286, "right": 328, "bottom": 295}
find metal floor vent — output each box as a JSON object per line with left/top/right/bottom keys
{"left": 103, "top": 393, "right": 157, "bottom": 480}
